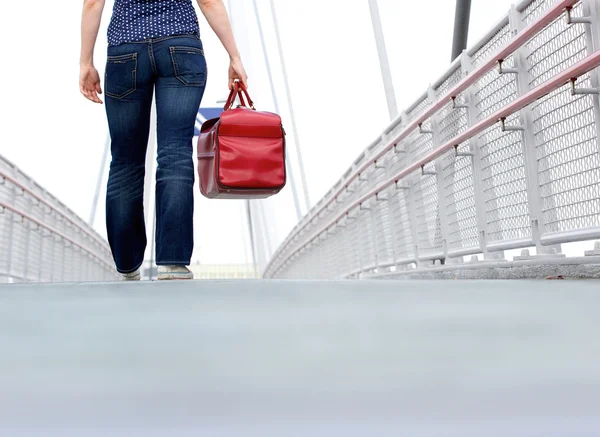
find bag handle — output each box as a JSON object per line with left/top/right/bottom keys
{"left": 223, "top": 86, "right": 238, "bottom": 110}
{"left": 237, "top": 81, "right": 255, "bottom": 110}
{"left": 224, "top": 80, "right": 255, "bottom": 111}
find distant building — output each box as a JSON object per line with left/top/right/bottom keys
{"left": 189, "top": 263, "right": 256, "bottom": 280}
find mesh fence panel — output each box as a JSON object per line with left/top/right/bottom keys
{"left": 521, "top": 0, "right": 557, "bottom": 25}
{"left": 524, "top": 2, "right": 600, "bottom": 236}
{"left": 0, "top": 155, "right": 118, "bottom": 283}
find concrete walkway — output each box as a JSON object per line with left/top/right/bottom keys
{"left": 1, "top": 280, "right": 599, "bottom": 436}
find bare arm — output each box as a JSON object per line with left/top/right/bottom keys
{"left": 80, "top": 0, "right": 105, "bottom": 103}
{"left": 197, "top": 0, "right": 248, "bottom": 89}
{"left": 80, "top": 0, "right": 105, "bottom": 66}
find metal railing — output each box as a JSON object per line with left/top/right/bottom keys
{"left": 0, "top": 155, "right": 118, "bottom": 283}
{"left": 266, "top": 0, "right": 600, "bottom": 279}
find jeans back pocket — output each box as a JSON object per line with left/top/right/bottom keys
{"left": 170, "top": 47, "right": 207, "bottom": 87}
{"left": 105, "top": 53, "right": 137, "bottom": 99}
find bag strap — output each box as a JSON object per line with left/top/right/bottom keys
{"left": 223, "top": 80, "right": 255, "bottom": 111}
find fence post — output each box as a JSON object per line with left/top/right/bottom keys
{"left": 460, "top": 54, "right": 505, "bottom": 260}
{"left": 22, "top": 177, "right": 39, "bottom": 282}
{"left": 22, "top": 201, "right": 33, "bottom": 282}
{"left": 394, "top": 111, "right": 421, "bottom": 267}
{"left": 366, "top": 203, "right": 380, "bottom": 272}
{"left": 0, "top": 189, "right": 6, "bottom": 282}
{"left": 508, "top": 5, "right": 562, "bottom": 257}
{"left": 37, "top": 227, "right": 45, "bottom": 282}
{"left": 583, "top": 0, "right": 600, "bottom": 162}
{"left": 578, "top": 0, "right": 600, "bottom": 256}
{"left": 5, "top": 167, "right": 18, "bottom": 282}
{"left": 428, "top": 86, "right": 451, "bottom": 263}
{"left": 381, "top": 132, "right": 399, "bottom": 268}
{"left": 50, "top": 216, "right": 57, "bottom": 283}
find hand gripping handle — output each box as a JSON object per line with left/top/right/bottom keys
{"left": 224, "top": 80, "right": 255, "bottom": 111}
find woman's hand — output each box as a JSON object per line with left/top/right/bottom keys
{"left": 80, "top": 64, "right": 103, "bottom": 104}
{"left": 80, "top": 0, "right": 105, "bottom": 103}
{"left": 229, "top": 57, "right": 248, "bottom": 90}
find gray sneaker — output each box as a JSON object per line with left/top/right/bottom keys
{"left": 121, "top": 269, "right": 141, "bottom": 281}
{"left": 157, "top": 265, "right": 194, "bottom": 281}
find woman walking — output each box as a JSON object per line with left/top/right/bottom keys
{"left": 80, "top": 0, "right": 247, "bottom": 280}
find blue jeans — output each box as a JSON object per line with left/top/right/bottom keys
{"left": 105, "top": 35, "right": 207, "bottom": 273}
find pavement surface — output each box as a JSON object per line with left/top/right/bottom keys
{"left": 0, "top": 279, "right": 599, "bottom": 436}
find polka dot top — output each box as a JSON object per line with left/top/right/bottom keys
{"left": 108, "top": 0, "right": 200, "bottom": 46}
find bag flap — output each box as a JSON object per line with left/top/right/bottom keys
{"left": 200, "top": 117, "right": 220, "bottom": 134}
{"left": 218, "top": 108, "right": 283, "bottom": 138}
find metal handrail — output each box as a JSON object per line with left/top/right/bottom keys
{"left": 267, "top": 0, "right": 579, "bottom": 273}
{"left": 265, "top": 0, "right": 595, "bottom": 278}
{"left": 0, "top": 170, "right": 111, "bottom": 253}
{"left": 267, "top": 50, "right": 600, "bottom": 277}
{"left": 0, "top": 201, "right": 114, "bottom": 271}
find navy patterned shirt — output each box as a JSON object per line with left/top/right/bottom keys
{"left": 108, "top": 0, "right": 200, "bottom": 46}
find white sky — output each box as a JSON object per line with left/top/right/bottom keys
{"left": 1, "top": 0, "right": 538, "bottom": 267}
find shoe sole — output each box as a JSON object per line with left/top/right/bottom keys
{"left": 157, "top": 273, "right": 194, "bottom": 281}
{"left": 157, "top": 277, "right": 194, "bottom": 281}
{"left": 122, "top": 275, "right": 141, "bottom": 281}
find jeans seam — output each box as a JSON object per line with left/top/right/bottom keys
{"left": 148, "top": 43, "right": 158, "bottom": 75}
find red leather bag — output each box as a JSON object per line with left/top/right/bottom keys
{"left": 197, "top": 82, "right": 286, "bottom": 199}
